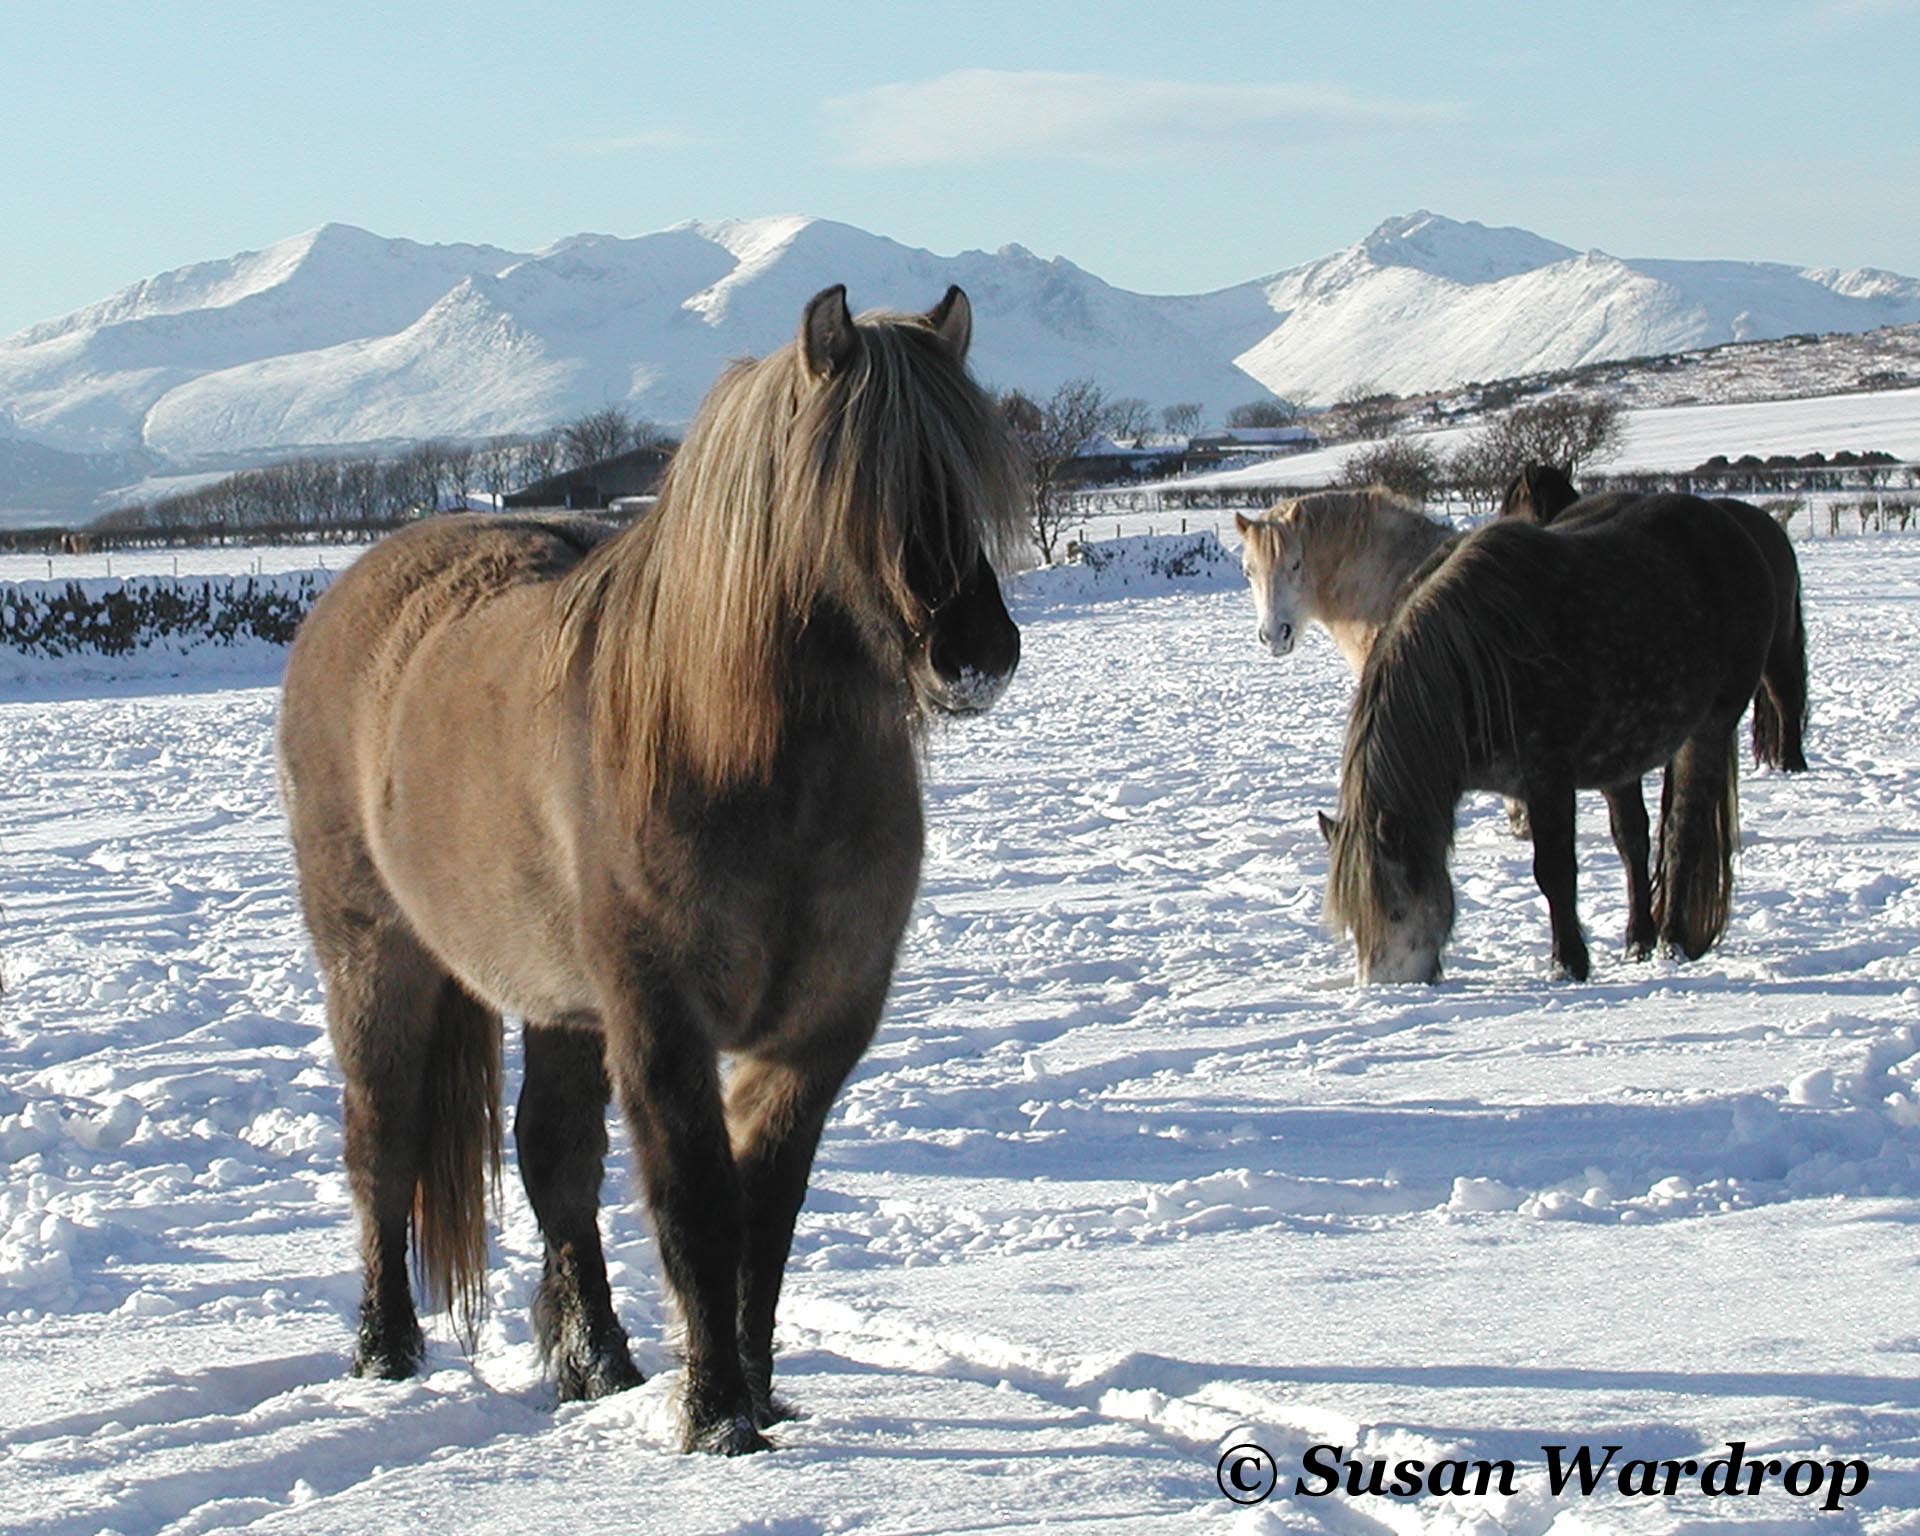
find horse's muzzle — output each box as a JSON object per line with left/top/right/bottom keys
{"left": 925, "top": 662, "right": 1016, "bottom": 716}
{"left": 1259, "top": 621, "right": 1295, "bottom": 656}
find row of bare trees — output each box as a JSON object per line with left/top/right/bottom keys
{"left": 89, "top": 407, "right": 670, "bottom": 541}
{"left": 1000, "top": 380, "right": 1116, "bottom": 563}
{"left": 1341, "top": 394, "right": 1628, "bottom": 508}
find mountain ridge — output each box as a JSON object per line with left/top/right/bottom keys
{"left": 4, "top": 210, "right": 1918, "bottom": 486}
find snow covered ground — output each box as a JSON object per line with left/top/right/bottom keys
{"left": 3, "top": 534, "right": 1919, "bottom": 1534}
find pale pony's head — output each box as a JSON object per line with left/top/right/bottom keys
{"left": 1234, "top": 504, "right": 1307, "bottom": 658}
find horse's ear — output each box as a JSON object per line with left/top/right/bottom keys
{"left": 801, "top": 285, "right": 860, "bottom": 379}
{"left": 1317, "top": 811, "right": 1340, "bottom": 846}
{"left": 925, "top": 285, "right": 972, "bottom": 362}
{"left": 1234, "top": 512, "right": 1253, "bottom": 535}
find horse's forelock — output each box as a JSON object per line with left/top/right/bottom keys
{"left": 797, "top": 314, "right": 1026, "bottom": 616}
{"left": 1240, "top": 509, "right": 1300, "bottom": 571}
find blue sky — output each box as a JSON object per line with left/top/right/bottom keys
{"left": 2, "top": 0, "right": 1916, "bottom": 337}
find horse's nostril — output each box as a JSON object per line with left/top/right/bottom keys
{"left": 1257, "top": 626, "right": 1272, "bottom": 645}
{"left": 1278, "top": 624, "right": 1293, "bottom": 643}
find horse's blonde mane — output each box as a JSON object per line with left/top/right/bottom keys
{"left": 1325, "top": 526, "right": 1548, "bottom": 954}
{"left": 1243, "top": 486, "right": 1445, "bottom": 567}
{"left": 551, "top": 307, "right": 1025, "bottom": 818}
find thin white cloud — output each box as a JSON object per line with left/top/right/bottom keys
{"left": 825, "top": 69, "right": 1459, "bottom": 169}
{"left": 566, "top": 128, "right": 702, "bottom": 155}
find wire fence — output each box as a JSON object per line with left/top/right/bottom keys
{"left": 1062, "top": 467, "right": 1920, "bottom": 544}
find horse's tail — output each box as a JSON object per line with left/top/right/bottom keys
{"left": 1652, "top": 735, "right": 1741, "bottom": 960}
{"left": 411, "top": 978, "right": 503, "bottom": 1350}
{"left": 1752, "top": 582, "right": 1809, "bottom": 772}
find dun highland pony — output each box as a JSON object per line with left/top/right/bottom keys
{"left": 277, "top": 286, "right": 1026, "bottom": 1454}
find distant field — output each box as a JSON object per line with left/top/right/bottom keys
{"left": 1156, "top": 385, "right": 1920, "bottom": 496}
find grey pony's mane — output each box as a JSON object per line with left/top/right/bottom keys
{"left": 1324, "top": 527, "right": 1550, "bottom": 954}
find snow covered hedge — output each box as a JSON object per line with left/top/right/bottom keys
{"left": 0, "top": 571, "right": 332, "bottom": 658}
{"left": 0, "top": 530, "right": 1241, "bottom": 681}
{"left": 1012, "top": 530, "right": 1242, "bottom": 606}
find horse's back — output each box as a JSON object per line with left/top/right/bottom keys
{"left": 290, "top": 513, "right": 605, "bottom": 677}
{"left": 1557, "top": 494, "right": 1779, "bottom": 713}
{"left": 1708, "top": 496, "right": 1801, "bottom": 610}
{"left": 1413, "top": 495, "right": 1776, "bottom": 784}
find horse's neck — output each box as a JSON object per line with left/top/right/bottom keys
{"left": 1321, "top": 617, "right": 1380, "bottom": 674}
{"left": 1309, "top": 509, "right": 1452, "bottom": 674}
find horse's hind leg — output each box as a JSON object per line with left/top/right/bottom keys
{"left": 1504, "top": 796, "right": 1531, "bottom": 840}
{"left": 1602, "top": 779, "right": 1656, "bottom": 959}
{"left": 727, "top": 1023, "right": 877, "bottom": 1429}
{"left": 1525, "top": 783, "right": 1589, "bottom": 981}
{"left": 320, "top": 925, "right": 446, "bottom": 1379}
{"left": 516, "top": 1021, "right": 644, "bottom": 1401}
{"left": 1654, "top": 731, "right": 1741, "bottom": 960}
{"left": 1754, "top": 586, "right": 1809, "bottom": 772}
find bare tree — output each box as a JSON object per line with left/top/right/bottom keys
{"left": 1001, "top": 378, "right": 1111, "bottom": 563}
{"left": 477, "top": 438, "right": 521, "bottom": 507}
{"left": 1227, "top": 398, "right": 1304, "bottom": 430}
{"left": 442, "top": 441, "right": 478, "bottom": 510}
{"left": 516, "top": 427, "right": 566, "bottom": 485}
{"left": 1161, "top": 402, "right": 1203, "bottom": 438}
{"left": 390, "top": 441, "right": 451, "bottom": 516}
{"left": 1103, "top": 396, "right": 1154, "bottom": 445}
{"left": 1444, "top": 431, "right": 1513, "bottom": 517}
{"left": 1326, "top": 382, "right": 1402, "bottom": 442}
{"left": 339, "top": 456, "right": 386, "bottom": 523}
{"left": 562, "top": 406, "right": 641, "bottom": 469}
{"left": 1343, "top": 437, "right": 1441, "bottom": 504}
{"left": 1471, "top": 393, "right": 1626, "bottom": 481}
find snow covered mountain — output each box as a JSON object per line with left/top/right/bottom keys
{"left": 1232, "top": 211, "right": 1920, "bottom": 400}
{"left": 3, "top": 210, "right": 1918, "bottom": 474}
{"left": 0, "top": 218, "right": 1274, "bottom": 462}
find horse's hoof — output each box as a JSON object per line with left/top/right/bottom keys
{"left": 351, "top": 1339, "right": 423, "bottom": 1381}
{"left": 685, "top": 1411, "right": 771, "bottom": 1456}
{"left": 555, "top": 1350, "right": 646, "bottom": 1403}
{"left": 352, "top": 1317, "right": 424, "bottom": 1380}
{"left": 1624, "top": 939, "right": 1654, "bottom": 961}
{"left": 753, "top": 1391, "right": 801, "bottom": 1429}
